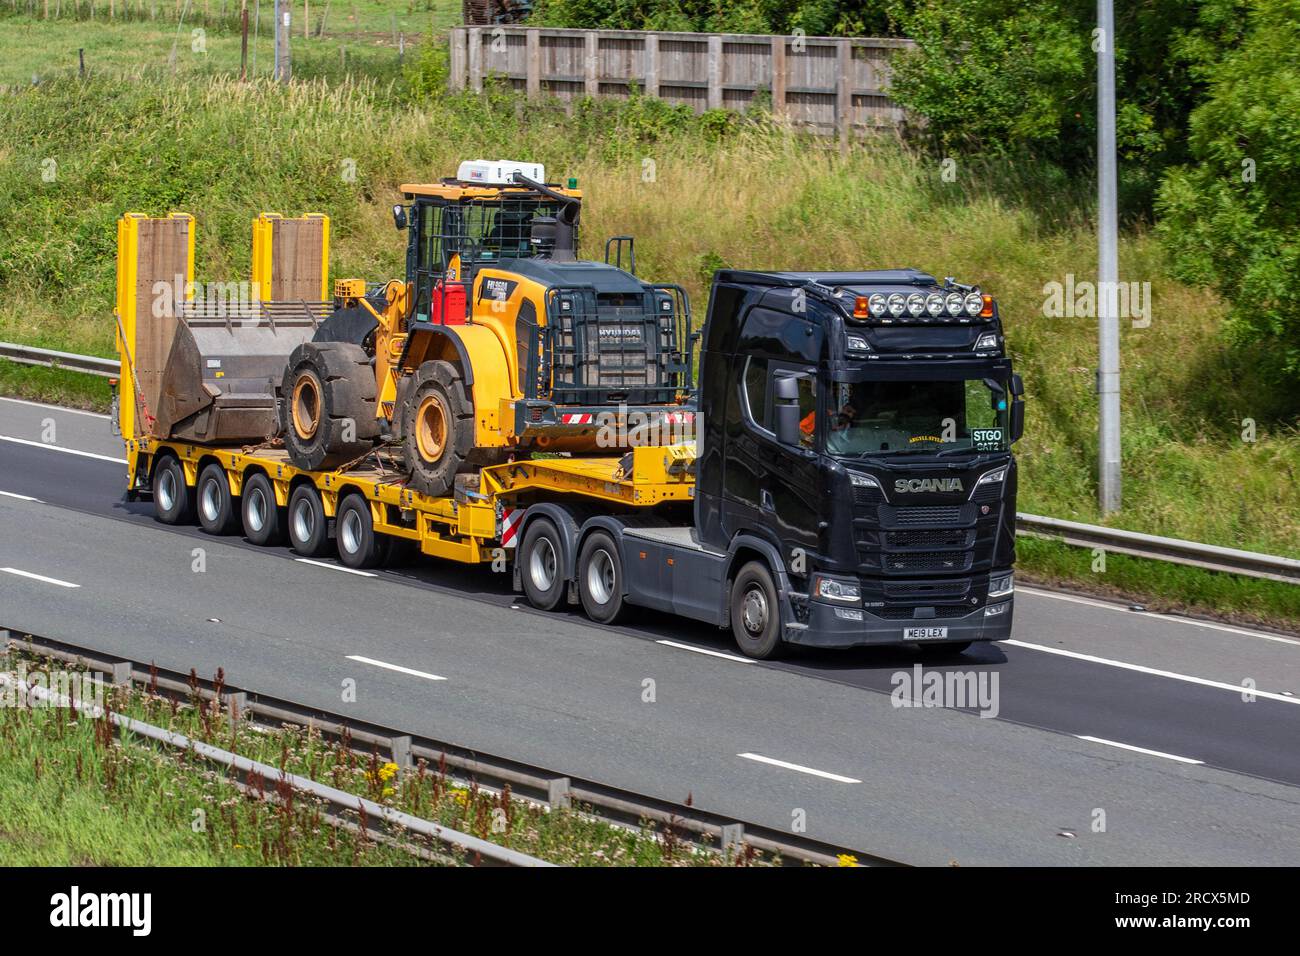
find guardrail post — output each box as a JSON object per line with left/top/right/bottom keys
{"left": 111, "top": 660, "right": 132, "bottom": 688}
{"left": 225, "top": 691, "right": 246, "bottom": 731}
{"left": 390, "top": 734, "right": 412, "bottom": 773}
{"left": 547, "top": 776, "right": 571, "bottom": 809}
{"left": 721, "top": 822, "right": 744, "bottom": 855}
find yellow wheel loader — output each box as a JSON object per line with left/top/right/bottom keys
{"left": 278, "top": 159, "right": 696, "bottom": 495}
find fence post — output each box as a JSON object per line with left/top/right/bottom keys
{"left": 526, "top": 27, "right": 539, "bottom": 98}
{"left": 468, "top": 26, "right": 482, "bottom": 92}
{"left": 770, "top": 34, "right": 786, "bottom": 119}
{"left": 643, "top": 32, "right": 658, "bottom": 97}
{"left": 836, "top": 37, "right": 852, "bottom": 148}
{"left": 584, "top": 30, "right": 598, "bottom": 98}
{"left": 449, "top": 26, "right": 466, "bottom": 92}
{"left": 707, "top": 34, "right": 722, "bottom": 110}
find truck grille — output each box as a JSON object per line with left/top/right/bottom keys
{"left": 885, "top": 551, "right": 973, "bottom": 572}
{"left": 875, "top": 605, "right": 974, "bottom": 620}
{"left": 883, "top": 579, "right": 972, "bottom": 600}
{"left": 885, "top": 528, "right": 971, "bottom": 549}
{"left": 883, "top": 504, "right": 967, "bottom": 526}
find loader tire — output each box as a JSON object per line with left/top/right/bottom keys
{"left": 399, "top": 360, "right": 474, "bottom": 498}
{"left": 280, "top": 342, "right": 379, "bottom": 472}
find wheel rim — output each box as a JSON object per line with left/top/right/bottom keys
{"left": 157, "top": 468, "right": 176, "bottom": 511}
{"left": 291, "top": 373, "right": 321, "bottom": 441}
{"left": 340, "top": 508, "right": 363, "bottom": 555}
{"left": 528, "top": 536, "right": 557, "bottom": 592}
{"left": 741, "top": 585, "right": 768, "bottom": 635}
{"left": 586, "top": 548, "right": 616, "bottom": 606}
{"left": 199, "top": 477, "right": 221, "bottom": 523}
{"left": 415, "top": 393, "right": 448, "bottom": 463}
{"left": 292, "top": 497, "right": 315, "bottom": 543}
{"left": 246, "top": 487, "right": 267, "bottom": 532}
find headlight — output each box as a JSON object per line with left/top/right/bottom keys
{"left": 925, "top": 293, "right": 945, "bottom": 317}
{"left": 964, "top": 292, "right": 984, "bottom": 316}
{"left": 989, "top": 572, "right": 1014, "bottom": 597}
{"left": 846, "top": 334, "right": 870, "bottom": 352}
{"left": 848, "top": 471, "right": 880, "bottom": 488}
{"left": 976, "top": 465, "right": 1008, "bottom": 485}
{"left": 984, "top": 602, "right": 1010, "bottom": 617}
{"left": 974, "top": 332, "right": 999, "bottom": 350}
{"left": 944, "top": 292, "right": 964, "bottom": 316}
{"left": 887, "top": 293, "right": 907, "bottom": 317}
{"left": 867, "top": 293, "right": 888, "bottom": 317}
{"left": 815, "top": 576, "right": 861, "bottom": 603}
{"left": 906, "top": 293, "right": 926, "bottom": 317}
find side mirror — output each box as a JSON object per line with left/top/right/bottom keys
{"left": 774, "top": 375, "right": 803, "bottom": 447}
{"left": 1010, "top": 398, "right": 1025, "bottom": 443}
{"left": 392, "top": 204, "right": 408, "bottom": 231}
{"left": 1009, "top": 373, "right": 1024, "bottom": 397}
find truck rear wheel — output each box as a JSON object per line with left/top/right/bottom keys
{"left": 280, "top": 342, "right": 378, "bottom": 472}
{"left": 336, "top": 493, "right": 383, "bottom": 569}
{"left": 730, "top": 561, "right": 783, "bottom": 660}
{"left": 241, "top": 472, "right": 284, "bottom": 546}
{"left": 577, "top": 530, "right": 628, "bottom": 624}
{"left": 152, "top": 455, "right": 195, "bottom": 525}
{"left": 399, "top": 360, "right": 474, "bottom": 498}
{"left": 196, "top": 462, "right": 240, "bottom": 535}
{"left": 287, "top": 483, "right": 332, "bottom": 557}
{"left": 520, "top": 518, "right": 565, "bottom": 611}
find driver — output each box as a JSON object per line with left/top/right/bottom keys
{"left": 824, "top": 403, "right": 857, "bottom": 455}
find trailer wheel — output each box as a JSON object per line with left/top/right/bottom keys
{"left": 577, "top": 530, "right": 628, "bottom": 624}
{"left": 336, "top": 493, "right": 383, "bottom": 569}
{"left": 399, "top": 360, "right": 474, "bottom": 498}
{"left": 280, "top": 342, "right": 378, "bottom": 472}
{"left": 287, "top": 484, "right": 332, "bottom": 558}
{"left": 241, "top": 472, "right": 284, "bottom": 546}
{"left": 152, "top": 455, "right": 195, "bottom": 525}
{"left": 520, "top": 518, "right": 566, "bottom": 611}
{"left": 196, "top": 463, "right": 240, "bottom": 535}
{"left": 729, "top": 561, "right": 783, "bottom": 660}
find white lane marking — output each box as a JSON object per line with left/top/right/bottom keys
{"left": 1019, "top": 585, "right": 1300, "bottom": 647}
{"left": 1075, "top": 735, "right": 1204, "bottom": 766}
{"left": 737, "top": 752, "right": 862, "bottom": 783}
{"left": 1, "top": 567, "right": 80, "bottom": 588}
{"left": 1005, "top": 639, "right": 1299, "bottom": 705}
{"left": 657, "top": 639, "right": 754, "bottom": 664}
{"left": 0, "top": 490, "right": 40, "bottom": 502}
{"left": 346, "top": 655, "right": 446, "bottom": 681}
{"left": 0, "top": 434, "right": 126, "bottom": 464}
{"left": 0, "top": 396, "right": 110, "bottom": 420}
{"left": 294, "top": 558, "right": 377, "bottom": 578}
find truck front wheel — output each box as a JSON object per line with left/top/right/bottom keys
{"left": 730, "top": 561, "right": 783, "bottom": 660}
{"left": 577, "top": 531, "right": 628, "bottom": 624}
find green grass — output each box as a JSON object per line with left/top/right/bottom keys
{"left": 0, "top": 14, "right": 1295, "bottom": 630}
{"left": 0, "top": 648, "right": 771, "bottom": 865}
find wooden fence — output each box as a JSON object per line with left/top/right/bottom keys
{"left": 448, "top": 26, "right": 915, "bottom": 138}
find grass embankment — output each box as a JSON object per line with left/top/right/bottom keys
{"left": 0, "top": 650, "right": 766, "bottom": 865}
{"left": 0, "top": 28, "right": 1295, "bottom": 629}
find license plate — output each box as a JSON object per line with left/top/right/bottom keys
{"left": 904, "top": 626, "right": 949, "bottom": 641}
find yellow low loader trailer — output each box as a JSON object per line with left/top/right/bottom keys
{"left": 115, "top": 212, "right": 696, "bottom": 593}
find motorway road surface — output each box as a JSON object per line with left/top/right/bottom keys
{"left": 1, "top": 395, "right": 1299, "bottom": 865}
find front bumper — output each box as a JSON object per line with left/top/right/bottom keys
{"left": 785, "top": 596, "right": 1015, "bottom": 649}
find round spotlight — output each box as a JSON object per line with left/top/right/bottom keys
{"left": 964, "top": 292, "right": 983, "bottom": 317}
{"left": 867, "top": 293, "right": 888, "bottom": 317}
{"left": 945, "top": 292, "right": 965, "bottom": 316}
{"left": 926, "top": 293, "right": 945, "bottom": 317}
{"left": 887, "top": 293, "right": 907, "bottom": 317}
{"left": 906, "top": 293, "right": 926, "bottom": 317}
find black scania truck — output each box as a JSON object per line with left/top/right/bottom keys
{"left": 515, "top": 268, "right": 1024, "bottom": 659}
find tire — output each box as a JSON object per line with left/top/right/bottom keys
{"left": 576, "top": 531, "right": 628, "bottom": 624}
{"left": 287, "top": 483, "right": 332, "bottom": 558}
{"left": 241, "top": 472, "right": 284, "bottom": 546}
{"left": 399, "top": 360, "right": 474, "bottom": 498}
{"left": 280, "top": 341, "right": 379, "bottom": 472}
{"left": 196, "top": 462, "right": 240, "bottom": 535}
{"left": 729, "top": 561, "right": 783, "bottom": 660}
{"left": 152, "top": 455, "right": 195, "bottom": 525}
{"left": 519, "top": 518, "right": 565, "bottom": 611}
{"left": 336, "top": 493, "right": 384, "bottom": 569}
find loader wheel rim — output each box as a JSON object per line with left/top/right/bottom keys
{"left": 340, "top": 509, "right": 363, "bottom": 555}
{"left": 415, "top": 394, "right": 448, "bottom": 463}
{"left": 291, "top": 374, "right": 322, "bottom": 441}
{"left": 292, "top": 498, "right": 315, "bottom": 543}
{"left": 528, "top": 536, "right": 558, "bottom": 592}
{"left": 200, "top": 478, "right": 221, "bottom": 522}
{"left": 157, "top": 469, "right": 177, "bottom": 511}
{"left": 586, "top": 548, "right": 616, "bottom": 606}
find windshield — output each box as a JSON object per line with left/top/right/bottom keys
{"left": 825, "top": 376, "right": 1010, "bottom": 458}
